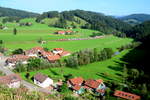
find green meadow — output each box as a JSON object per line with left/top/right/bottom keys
{"left": 20, "top": 50, "right": 130, "bottom": 83}
{"left": 0, "top": 18, "right": 133, "bottom": 82}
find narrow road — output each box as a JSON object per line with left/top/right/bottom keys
{"left": 0, "top": 57, "right": 51, "bottom": 94}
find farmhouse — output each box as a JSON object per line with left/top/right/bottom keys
{"left": 67, "top": 77, "right": 106, "bottom": 95}
{"left": 40, "top": 51, "right": 53, "bottom": 58}
{"left": 53, "top": 48, "right": 64, "bottom": 54}
{"left": 114, "top": 90, "right": 141, "bottom": 100}
{"left": 46, "top": 55, "right": 60, "bottom": 63}
{"left": 55, "top": 30, "right": 73, "bottom": 35}
{"left": 67, "top": 77, "right": 85, "bottom": 94}
{"left": 0, "top": 74, "right": 22, "bottom": 88}
{"left": 53, "top": 48, "right": 71, "bottom": 57}
{"left": 56, "top": 31, "right": 66, "bottom": 35}
{"left": 65, "top": 30, "right": 73, "bottom": 34}
{"left": 25, "top": 46, "right": 44, "bottom": 57}
{"left": 84, "top": 79, "right": 106, "bottom": 95}
{"left": 34, "top": 73, "right": 53, "bottom": 88}
{"left": 68, "top": 77, "right": 84, "bottom": 87}
{"left": 5, "top": 54, "right": 30, "bottom": 68}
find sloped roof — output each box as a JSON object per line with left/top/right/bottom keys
{"left": 84, "top": 79, "right": 100, "bottom": 89}
{"left": 41, "top": 51, "right": 53, "bottom": 57}
{"left": 114, "top": 90, "right": 141, "bottom": 100}
{"left": 34, "top": 73, "right": 48, "bottom": 83}
{"left": 69, "top": 77, "right": 84, "bottom": 86}
{"left": 53, "top": 48, "right": 64, "bottom": 51}
{"left": 46, "top": 55, "right": 60, "bottom": 62}
{"left": 0, "top": 74, "right": 21, "bottom": 84}
{"left": 7, "top": 55, "right": 30, "bottom": 63}
{"left": 96, "top": 79, "right": 103, "bottom": 83}
{"left": 73, "top": 85, "right": 81, "bottom": 91}
{"left": 59, "top": 51, "right": 71, "bottom": 56}
{"left": 57, "top": 31, "right": 66, "bottom": 34}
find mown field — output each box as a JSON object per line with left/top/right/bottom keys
{"left": 0, "top": 18, "right": 133, "bottom": 82}
{"left": 20, "top": 50, "right": 130, "bottom": 83}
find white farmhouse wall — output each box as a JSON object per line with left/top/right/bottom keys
{"left": 34, "top": 78, "right": 53, "bottom": 88}
{"left": 8, "top": 81, "right": 21, "bottom": 88}
{"left": 53, "top": 50, "right": 63, "bottom": 54}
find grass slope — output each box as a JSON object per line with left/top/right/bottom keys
{"left": 20, "top": 50, "right": 130, "bottom": 83}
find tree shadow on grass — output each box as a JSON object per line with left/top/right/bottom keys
{"left": 108, "top": 65, "right": 123, "bottom": 72}
{"left": 107, "top": 60, "right": 126, "bottom": 72}
{"left": 115, "top": 73, "right": 123, "bottom": 77}
{"left": 49, "top": 69, "right": 59, "bottom": 76}
{"left": 96, "top": 72, "right": 113, "bottom": 81}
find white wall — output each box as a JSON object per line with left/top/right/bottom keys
{"left": 8, "top": 81, "right": 21, "bottom": 88}
{"left": 53, "top": 50, "right": 63, "bottom": 54}
{"left": 28, "top": 54, "right": 38, "bottom": 57}
{"left": 34, "top": 78, "right": 53, "bottom": 88}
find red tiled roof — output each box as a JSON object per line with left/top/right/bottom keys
{"left": 96, "top": 79, "right": 103, "bottom": 83}
{"left": 83, "top": 85, "right": 91, "bottom": 89}
{"left": 73, "top": 85, "right": 81, "bottom": 91}
{"left": 32, "top": 46, "right": 44, "bottom": 51}
{"left": 66, "top": 30, "right": 73, "bottom": 33}
{"left": 7, "top": 55, "right": 30, "bottom": 63}
{"left": 53, "top": 48, "right": 64, "bottom": 51}
{"left": 0, "top": 74, "right": 22, "bottom": 84}
{"left": 57, "top": 31, "right": 66, "bottom": 34}
{"left": 25, "top": 47, "right": 44, "bottom": 55}
{"left": 46, "top": 55, "right": 60, "bottom": 62}
{"left": 84, "top": 79, "right": 100, "bottom": 89}
{"left": 69, "top": 77, "right": 84, "bottom": 86}
{"left": 34, "top": 73, "right": 48, "bottom": 83}
{"left": 96, "top": 89, "right": 105, "bottom": 93}
{"left": 41, "top": 51, "right": 53, "bottom": 57}
{"left": 59, "top": 51, "right": 71, "bottom": 56}
{"left": 114, "top": 90, "right": 141, "bottom": 100}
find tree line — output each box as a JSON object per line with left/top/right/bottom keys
{"left": 35, "top": 10, "right": 131, "bottom": 34}
{"left": 65, "top": 48, "right": 114, "bottom": 68}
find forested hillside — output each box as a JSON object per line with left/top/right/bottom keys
{"left": 36, "top": 10, "right": 131, "bottom": 34}
{"left": 119, "top": 14, "right": 150, "bottom": 26}
{"left": 0, "top": 7, "right": 39, "bottom": 18}
{"left": 121, "top": 21, "right": 150, "bottom": 100}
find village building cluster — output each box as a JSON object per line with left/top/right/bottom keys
{"left": 33, "top": 74, "right": 106, "bottom": 96}
{"left": 0, "top": 74, "right": 22, "bottom": 88}
{"left": 5, "top": 47, "right": 71, "bottom": 68}
{"left": 55, "top": 30, "right": 74, "bottom": 35}
{"left": 67, "top": 77, "right": 106, "bottom": 95}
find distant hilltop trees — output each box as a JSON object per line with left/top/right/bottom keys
{"left": 35, "top": 10, "right": 131, "bottom": 34}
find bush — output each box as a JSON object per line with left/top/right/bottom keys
{"left": 12, "top": 48, "right": 24, "bottom": 54}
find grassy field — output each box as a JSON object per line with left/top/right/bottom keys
{"left": 0, "top": 18, "right": 132, "bottom": 52}
{"left": 0, "top": 18, "right": 133, "bottom": 82}
{"left": 20, "top": 50, "right": 130, "bottom": 83}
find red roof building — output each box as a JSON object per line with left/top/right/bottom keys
{"left": 58, "top": 51, "right": 71, "bottom": 57}
{"left": 6, "top": 55, "right": 30, "bottom": 63}
{"left": 66, "top": 30, "right": 73, "bottom": 34}
{"left": 68, "top": 77, "right": 84, "bottom": 86}
{"left": 53, "top": 48, "right": 64, "bottom": 51}
{"left": 46, "top": 55, "right": 60, "bottom": 63}
{"left": 57, "top": 31, "right": 66, "bottom": 34}
{"left": 96, "top": 79, "right": 103, "bottom": 83}
{"left": 73, "top": 85, "right": 82, "bottom": 91}
{"left": 114, "top": 90, "right": 141, "bottom": 100}
{"left": 40, "top": 51, "right": 53, "bottom": 57}
{"left": 0, "top": 74, "right": 22, "bottom": 88}
{"left": 84, "top": 79, "right": 101, "bottom": 89}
